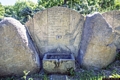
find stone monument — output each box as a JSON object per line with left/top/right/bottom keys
{"left": 0, "top": 7, "right": 119, "bottom": 76}
{"left": 25, "top": 6, "right": 84, "bottom": 58}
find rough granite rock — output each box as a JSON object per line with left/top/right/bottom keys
{"left": 25, "top": 6, "right": 84, "bottom": 57}
{"left": 0, "top": 17, "right": 40, "bottom": 76}
{"left": 102, "top": 10, "right": 120, "bottom": 31}
{"left": 102, "top": 10, "right": 120, "bottom": 49}
{"left": 78, "top": 12, "right": 117, "bottom": 69}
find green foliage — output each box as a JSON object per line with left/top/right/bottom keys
{"left": 109, "top": 73, "right": 120, "bottom": 78}
{"left": 67, "top": 67, "right": 75, "bottom": 76}
{"left": 114, "top": 0, "right": 120, "bottom": 10}
{"left": 3, "top": 0, "right": 41, "bottom": 24}
{"left": 13, "top": 0, "right": 37, "bottom": 23}
{"left": 43, "top": 74, "right": 48, "bottom": 80}
{"left": 0, "top": 77, "right": 14, "bottom": 80}
{"left": 116, "top": 52, "right": 120, "bottom": 60}
{"left": 0, "top": 3, "right": 5, "bottom": 19}
{"left": 37, "top": 0, "right": 119, "bottom": 15}
{"left": 22, "top": 70, "right": 30, "bottom": 80}
{"left": 0, "top": 76, "right": 15, "bottom": 80}
{"left": 76, "top": 70, "right": 105, "bottom": 80}
{"left": 28, "top": 78, "right": 33, "bottom": 80}
{"left": 38, "top": 0, "right": 64, "bottom": 8}
{"left": 4, "top": 6, "right": 16, "bottom": 18}
{"left": 13, "top": 0, "right": 37, "bottom": 13}
{"left": 99, "top": 0, "right": 115, "bottom": 10}
{"left": 1, "top": 0, "right": 119, "bottom": 23}
{"left": 22, "top": 70, "right": 33, "bottom": 80}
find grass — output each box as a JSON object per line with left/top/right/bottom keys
{"left": 75, "top": 70, "right": 120, "bottom": 80}
{"left": 116, "top": 52, "right": 120, "bottom": 60}
{"left": 109, "top": 73, "right": 120, "bottom": 78}
{"left": 75, "top": 70, "right": 105, "bottom": 80}
{"left": 0, "top": 71, "right": 120, "bottom": 80}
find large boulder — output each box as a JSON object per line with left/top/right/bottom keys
{"left": 25, "top": 7, "right": 84, "bottom": 57}
{"left": 0, "top": 18, "right": 40, "bottom": 76}
{"left": 102, "top": 10, "right": 120, "bottom": 30}
{"left": 102, "top": 10, "right": 120, "bottom": 49}
{"left": 78, "top": 13, "right": 117, "bottom": 69}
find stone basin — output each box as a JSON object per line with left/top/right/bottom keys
{"left": 43, "top": 53, "right": 75, "bottom": 74}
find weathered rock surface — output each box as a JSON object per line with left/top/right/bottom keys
{"left": 25, "top": 6, "right": 84, "bottom": 57}
{"left": 43, "top": 53, "right": 75, "bottom": 74}
{"left": 78, "top": 13, "right": 117, "bottom": 69}
{"left": 102, "top": 10, "right": 120, "bottom": 31}
{"left": 102, "top": 10, "right": 120, "bottom": 49}
{"left": 0, "top": 18, "right": 40, "bottom": 76}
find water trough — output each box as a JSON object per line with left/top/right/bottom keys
{"left": 43, "top": 53, "right": 75, "bottom": 74}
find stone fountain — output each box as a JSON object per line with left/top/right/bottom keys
{"left": 43, "top": 48, "right": 75, "bottom": 74}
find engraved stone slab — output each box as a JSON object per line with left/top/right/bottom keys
{"left": 47, "top": 8, "right": 70, "bottom": 46}
{"left": 25, "top": 7, "right": 84, "bottom": 57}
{"left": 43, "top": 53, "right": 75, "bottom": 74}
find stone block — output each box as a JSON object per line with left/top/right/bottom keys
{"left": 25, "top": 6, "right": 84, "bottom": 58}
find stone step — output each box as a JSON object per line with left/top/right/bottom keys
{"left": 49, "top": 75, "right": 69, "bottom": 80}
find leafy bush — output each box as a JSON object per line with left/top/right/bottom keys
{"left": 109, "top": 73, "right": 120, "bottom": 78}
{"left": 0, "top": 3, "right": 5, "bottom": 19}
{"left": 2, "top": 0, "right": 120, "bottom": 23}
{"left": 114, "top": 0, "right": 120, "bottom": 10}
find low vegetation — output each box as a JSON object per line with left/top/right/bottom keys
{"left": 0, "top": 58, "right": 120, "bottom": 80}
{"left": 0, "top": 0, "right": 120, "bottom": 24}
